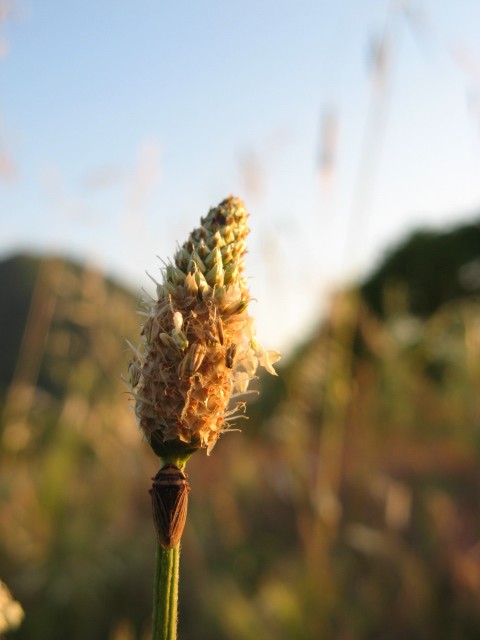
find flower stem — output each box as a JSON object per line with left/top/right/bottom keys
{"left": 152, "top": 541, "right": 180, "bottom": 640}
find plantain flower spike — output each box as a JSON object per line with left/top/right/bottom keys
{"left": 129, "top": 196, "right": 281, "bottom": 459}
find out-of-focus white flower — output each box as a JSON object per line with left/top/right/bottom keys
{"left": 0, "top": 580, "right": 24, "bottom": 634}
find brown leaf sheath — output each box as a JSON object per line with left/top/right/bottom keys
{"left": 150, "top": 465, "right": 190, "bottom": 549}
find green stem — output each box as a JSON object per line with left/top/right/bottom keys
{"left": 152, "top": 542, "right": 180, "bottom": 640}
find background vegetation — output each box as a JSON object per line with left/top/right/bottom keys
{"left": 1, "top": 216, "right": 480, "bottom": 639}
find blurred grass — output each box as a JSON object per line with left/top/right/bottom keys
{"left": 1, "top": 224, "right": 480, "bottom": 639}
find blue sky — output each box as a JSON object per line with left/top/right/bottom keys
{"left": 1, "top": 1, "right": 480, "bottom": 352}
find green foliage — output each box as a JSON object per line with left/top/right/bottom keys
{"left": 0, "top": 255, "right": 155, "bottom": 639}
{"left": 2, "top": 223, "right": 480, "bottom": 640}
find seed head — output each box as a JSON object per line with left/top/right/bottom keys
{"left": 129, "top": 196, "right": 281, "bottom": 457}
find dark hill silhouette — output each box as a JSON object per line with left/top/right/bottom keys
{"left": 361, "top": 219, "right": 480, "bottom": 317}
{"left": 0, "top": 253, "right": 139, "bottom": 397}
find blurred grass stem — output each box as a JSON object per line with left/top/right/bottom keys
{"left": 152, "top": 542, "right": 179, "bottom": 640}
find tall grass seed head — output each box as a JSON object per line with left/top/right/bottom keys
{"left": 129, "top": 196, "right": 281, "bottom": 458}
